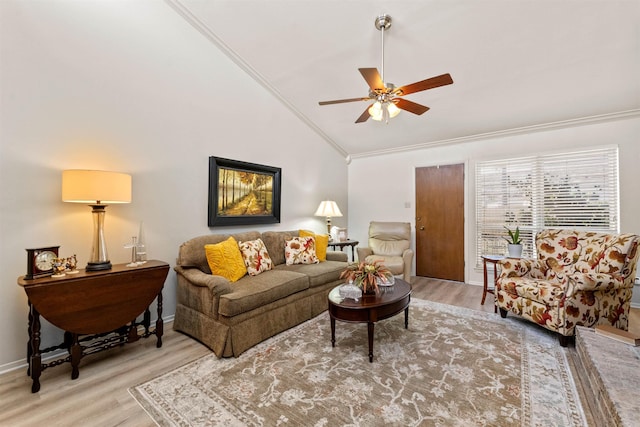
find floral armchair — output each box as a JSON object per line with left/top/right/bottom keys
{"left": 495, "top": 229, "right": 640, "bottom": 346}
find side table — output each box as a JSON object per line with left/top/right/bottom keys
{"left": 328, "top": 239, "right": 359, "bottom": 262}
{"left": 481, "top": 255, "right": 504, "bottom": 312}
{"left": 17, "top": 260, "right": 169, "bottom": 392}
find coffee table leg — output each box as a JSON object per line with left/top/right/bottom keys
{"left": 404, "top": 307, "right": 409, "bottom": 329}
{"left": 330, "top": 316, "right": 336, "bottom": 347}
{"left": 368, "top": 322, "right": 374, "bottom": 362}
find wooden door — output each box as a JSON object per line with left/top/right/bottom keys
{"left": 415, "top": 164, "right": 464, "bottom": 281}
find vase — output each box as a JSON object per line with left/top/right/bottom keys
{"left": 338, "top": 283, "right": 362, "bottom": 301}
{"left": 508, "top": 244, "right": 523, "bottom": 258}
{"left": 377, "top": 275, "right": 395, "bottom": 287}
{"left": 136, "top": 221, "right": 147, "bottom": 262}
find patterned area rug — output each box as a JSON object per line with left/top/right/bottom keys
{"left": 130, "top": 299, "right": 586, "bottom": 426}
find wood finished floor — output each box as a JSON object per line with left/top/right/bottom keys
{"left": 0, "top": 277, "right": 637, "bottom": 426}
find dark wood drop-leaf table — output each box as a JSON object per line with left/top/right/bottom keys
{"left": 17, "top": 260, "right": 169, "bottom": 392}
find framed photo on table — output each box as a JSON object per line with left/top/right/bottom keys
{"left": 208, "top": 157, "right": 281, "bottom": 227}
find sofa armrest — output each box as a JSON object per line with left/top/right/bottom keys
{"left": 497, "top": 258, "right": 546, "bottom": 280}
{"left": 326, "top": 250, "right": 348, "bottom": 262}
{"left": 174, "top": 265, "right": 233, "bottom": 294}
{"left": 568, "top": 272, "right": 626, "bottom": 292}
{"left": 401, "top": 249, "right": 414, "bottom": 282}
{"left": 357, "top": 247, "right": 373, "bottom": 262}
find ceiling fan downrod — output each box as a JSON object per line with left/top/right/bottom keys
{"left": 317, "top": 12, "right": 452, "bottom": 124}
{"left": 375, "top": 14, "right": 392, "bottom": 86}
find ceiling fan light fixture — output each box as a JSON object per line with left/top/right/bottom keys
{"left": 368, "top": 101, "right": 383, "bottom": 121}
{"left": 387, "top": 101, "right": 401, "bottom": 118}
{"left": 368, "top": 100, "right": 399, "bottom": 122}
{"left": 317, "top": 13, "right": 453, "bottom": 124}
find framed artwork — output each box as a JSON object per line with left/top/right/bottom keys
{"left": 208, "top": 157, "right": 281, "bottom": 227}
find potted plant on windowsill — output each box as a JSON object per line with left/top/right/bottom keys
{"left": 504, "top": 226, "right": 523, "bottom": 258}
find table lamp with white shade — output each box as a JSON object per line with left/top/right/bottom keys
{"left": 62, "top": 170, "right": 131, "bottom": 271}
{"left": 314, "top": 200, "right": 342, "bottom": 235}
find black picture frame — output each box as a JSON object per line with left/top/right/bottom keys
{"left": 208, "top": 157, "right": 281, "bottom": 227}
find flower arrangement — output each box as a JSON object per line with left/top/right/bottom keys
{"left": 340, "top": 260, "right": 393, "bottom": 294}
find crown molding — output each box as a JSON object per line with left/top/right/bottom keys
{"left": 165, "top": 0, "right": 347, "bottom": 158}
{"left": 350, "top": 109, "right": 640, "bottom": 159}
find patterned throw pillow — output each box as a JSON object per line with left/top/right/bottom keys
{"left": 238, "top": 238, "right": 273, "bottom": 276}
{"left": 285, "top": 236, "right": 319, "bottom": 265}
{"left": 204, "top": 236, "right": 247, "bottom": 282}
{"left": 299, "top": 230, "right": 329, "bottom": 261}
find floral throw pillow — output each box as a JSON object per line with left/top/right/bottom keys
{"left": 299, "top": 230, "right": 329, "bottom": 262}
{"left": 238, "top": 238, "right": 273, "bottom": 276}
{"left": 285, "top": 236, "right": 319, "bottom": 265}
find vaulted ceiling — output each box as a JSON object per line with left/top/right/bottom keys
{"left": 169, "top": 0, "right": 640, "bottom": 158}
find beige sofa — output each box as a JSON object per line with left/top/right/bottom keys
{"left": 173, "top": 230, "right": 348, "bottom": 357}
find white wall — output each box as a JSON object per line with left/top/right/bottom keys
{"left": 348, "top": 116, "right": 640, "bottom": 286}
{"left": 0, "top": 2, "right": 347, "bottom": 370}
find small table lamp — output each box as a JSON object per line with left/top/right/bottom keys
{"left": 314, "top": 201, "right": 343, "bottom": 235}
{"left": 62, "top": 170, "right": 132, "bottom": 271}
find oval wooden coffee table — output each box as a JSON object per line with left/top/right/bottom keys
{"left": 328, "top": 279, "right": 411, "bottom": 362}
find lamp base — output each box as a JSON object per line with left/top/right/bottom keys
{"left": 87, "top": 204, "right": 111, "bottom": 272}
{"left": 86, "top": 261, "right": 112, "bottom": 272}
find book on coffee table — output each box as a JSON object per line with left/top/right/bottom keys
{"left": 594, "top": 325, "right": 640, "bottom": 346}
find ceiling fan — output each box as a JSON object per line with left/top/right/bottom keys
{"left": 319, "top": 14, "right": 453, "bottom": 124}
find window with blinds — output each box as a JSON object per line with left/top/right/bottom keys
{"left": 475, "top": 146, "right": 619, "bottom": 266}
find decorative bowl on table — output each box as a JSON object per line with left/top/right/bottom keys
{"left": 338, "top": 283, "right": 363, "bottom": 301}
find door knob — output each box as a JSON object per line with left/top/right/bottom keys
{"left": 419, "top": 226, "right": 425, "bottom": 230}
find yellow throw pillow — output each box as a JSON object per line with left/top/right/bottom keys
{"left": 300, "top": 230, "right": 329, "bottom": 262}
{"left": 204, "top": 236, "right": 246, "bottom": 282}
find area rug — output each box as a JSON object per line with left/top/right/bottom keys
{"left": 130, "top": 299, "right": 586, "bottom": 426}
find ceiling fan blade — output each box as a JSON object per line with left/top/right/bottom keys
{"left": 395, "top": 98, "right": 430, "bottom": 115}
{"left": 395, "top": 73, "right": 453, "bottom": 96}
{"left": 355, "top": 106, "right": 371, "bottom": 123}
{"left": 319, "top": 97, "right": 369, "bottom": 105}
{"left": 359, "top": 68, "right": 384, "bottom": 91}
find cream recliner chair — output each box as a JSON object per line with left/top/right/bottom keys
{"left": 357, "top": 221, "right": 413, "bottom": 283}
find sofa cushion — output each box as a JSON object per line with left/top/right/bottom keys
{"left": 364, "top": 254, "right": 404, "bottom": 276}
{"left": 285, "top": 236, "right": 319, "bottom": 265}
{"left": 204, "top": 237, "right": 247, "bottom": 282}
{"left": 274, "top": 260, "right": 345, "bottom": 288}
{"left": 238, "top": 238, "right": 273, "bottom": 276}
{"left": 368, "top": 222, "right": 411, "bottom": 256}
{"left": 218, "top": 269, "right": 309, "bottom": 317}
{"left": 300, "top": 230, "right": 329, "bottom": 261}
{"left": 178, "top": 231, "right": 261, "bottom": 273}
{"left": 261, "top": 231, "right": 297, "bottom": 266}
{"left": 370, "top": 239, "right": 410, "bottom": 257}
{"left": 537, "top": 230, "right": 640, "bottom": 277}
{"left": 569, "top": 233, "right": 619, "bottom": 274}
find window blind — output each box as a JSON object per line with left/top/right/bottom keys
{"left": 475, "top": 146, "right": 619, "bottom": 266}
